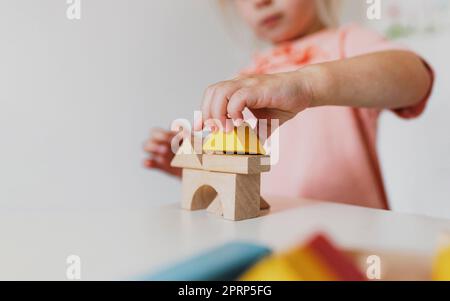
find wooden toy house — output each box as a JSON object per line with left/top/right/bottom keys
{"left": 171, "top": 125, "right": 270, "bottom": 221}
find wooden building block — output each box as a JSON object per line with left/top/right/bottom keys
{"left": 181, "top": 169, "right": 215, "bottom": 210}
{"left": 170, "top": 138, "right": 202, "bottom": 170}
{"left": 171, "top": 154, "right": 203, "bottom": 170}
{"left": 234, "top": 173, "right": 261, "bottom": 221}
{"left": 181, "top": 168, "right": 261, "bottom": 221}
{"left": 174, "top": 150, "right": 271, "bottom": 221}
{"left": 206, "top": 198, "right": 223, "bottom": 215}
{"left": 203, "top": 123, "right": 265, "bottom": 155}
{"left": 202, "top": 154, "right": 270, "bottom": 174}
{"left": 260, "top": 197, "right": 270, "bottom": 210}
{"left": 207, "top": 196, "right": 270, "bottom": 217}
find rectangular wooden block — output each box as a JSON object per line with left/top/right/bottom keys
{"left": 233, "top": 173, "right": 261, "bottom": 221}
{"left": 202, "top": 154, "right": 270, "bottom": 174}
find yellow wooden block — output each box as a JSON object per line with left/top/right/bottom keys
{"left": 203, "top": 123, "right": 265, "bottom": 155}
{"left": 240, "top": 254, "right": 303, "bottom": 281}
{"left": 240, "top": 247, "right": 337, "bottom": 281}
{"left": 433, "top": 234, "right": 450, "bottom": 281}
{"left": 286, "top": 247, "right": 338, "bottom": 281}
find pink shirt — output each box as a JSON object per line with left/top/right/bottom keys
{"left": 242, "top": 24, "right": 432, "bottom": 209}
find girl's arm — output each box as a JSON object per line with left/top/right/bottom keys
{"left": 198, "top": 50, "right": 433, "bottom": 131}
{"left": 306, "top": 50, "right": 433, "bottom": 110}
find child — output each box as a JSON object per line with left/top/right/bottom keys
{"left": 144, "top": 0, "right": 434, "bottom": 210}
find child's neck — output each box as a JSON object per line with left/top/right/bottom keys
{"left": 274, "top": 20, "right": 327, "bottom": 46}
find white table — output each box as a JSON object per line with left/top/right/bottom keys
{"left": 2, "top": 197, "right": 450, "bottom": 280}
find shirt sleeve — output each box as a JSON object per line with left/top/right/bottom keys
{"left": 341, "top": 24, "right": 434, "bottom": 119}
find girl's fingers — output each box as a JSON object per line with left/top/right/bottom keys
{"left": 206, "top": 81, "right": 242, "bottom": 132}
{"left": 227, "top": 88, "right": 256, "bottom": 121}
{"left": 144, "top": 158, "right": 158, "bottom": 168}
{"left": 144, "top": 157, "right": 182, "bottom": 177}
{"left": 144, "top": 140, "right": 172, "bottom": 156}
{"left": 210, "top": 92, "right": 228, "bottom": 131}
{"left": 146, "top": 154, "right": 166, "bottom": 164}
{"left": 201, "top": 85, "right": 215, "bottom": 130}
{"left": 144, "top": 155, "right": 170, "bottom": 169}
{"left": 193, "top": 115, "right": 203, "bottom": 132}
{"left": 144, "top": 128, "right": 183, "bottom": 178}
{"left": 201, "top": 81, "right": 244, "bottom": 132}
{"left": 150, "top": 128, "right": 176, "bottom": 143}
{"left": 145, "top": 129, "right": 179, "bottom": 156}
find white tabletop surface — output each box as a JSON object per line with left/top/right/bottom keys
{"left": 2, "top": 197, "right": 450, "bottom": 280}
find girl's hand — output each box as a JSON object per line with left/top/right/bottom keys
{"left": 197, "top": 69, "right": 315, "bottom": 132}
{"left": 143, "top": 128, "right": 182, "bottom": 178}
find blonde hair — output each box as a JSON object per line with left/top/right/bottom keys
{"left": 218, "top": 0, "right": 342, "bottom": 28}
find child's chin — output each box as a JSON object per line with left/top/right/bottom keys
{"left": 264, "top": 27, "right": 305, "bottom": 44}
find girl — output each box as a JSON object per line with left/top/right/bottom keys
{"left": 144, "top": 0, "right": 434, "bottom": 210}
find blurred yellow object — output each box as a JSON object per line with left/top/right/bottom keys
{"left": 203, "top": 123, "right": 265, "bottom": 155}
{"left": 240, "top": 234, "right": 365, "bottom": 281}
{"left": 240, "top": 254, "right": 304, "bottom": 281}
{"left": 433, "top": 234, "right": 450, "bottom": 281}
{"left": 240, "top": 247, "right": 337, "bottom": 281}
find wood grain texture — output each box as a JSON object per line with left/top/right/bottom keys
{"left": 202, "top": 154, "right": 270, "bottom": 174}
{"left": 181, "top": 169, "right": 261, "bottom": 221}
{"left": 206, "top": 198, "right": 223, "bottom": 215}
{"left": 181, "top": 169, "right": 216, "bottom": 210}
{"left": 178, "top": 153, "right": 271, "bottom": 221}
{"left": 170, "top": 138, "right": 203, "bottom": 170}
{"left": 260, "top": 197, "right": 271, "bottom": 210}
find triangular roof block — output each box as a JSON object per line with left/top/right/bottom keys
{"left": 170, "top": 136, "right": 203, "bottom": 169}
{"left": 203, "top": 123, "right": 266, "bottom": 155}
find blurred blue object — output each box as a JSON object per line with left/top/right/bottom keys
{"left": 143, "top": 242, "right": 272, "bottom": 281}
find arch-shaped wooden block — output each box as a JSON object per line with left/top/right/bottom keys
{"left": 182, "top": 169, "right": 263, "bottom": 221}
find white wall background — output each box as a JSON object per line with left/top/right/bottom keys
{"left": 0, "top": 0, "right": 250, "bottom": 210}
{"left": 1, "top": 1, "right": 449, "bottom": 218}
{"left": 378, "top": 32, "right": 450, "bottom": 219}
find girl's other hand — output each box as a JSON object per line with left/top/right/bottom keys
{"left": 143, "top": 128, "right": 182, "bottom": 178}
{"left": 197, "top": 69, "right": 317, "bottom": 132}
